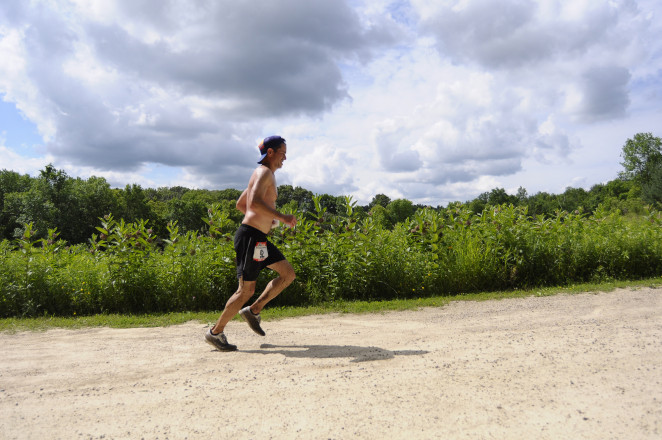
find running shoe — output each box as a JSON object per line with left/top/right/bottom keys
{"left": 204, "top": 329, "right": 237, "bottom": 351}
{"left": 239, "top": 306, "right": 266, "bottom": 336}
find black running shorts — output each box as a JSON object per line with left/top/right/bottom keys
{"left": 234, "top": 224, "right": 286, "bottom": 282}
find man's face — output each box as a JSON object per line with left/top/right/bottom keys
{"left": 273, "top": 144, "right": 287, "bottom": 169}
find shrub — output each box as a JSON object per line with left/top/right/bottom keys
{"left": 0, "top": 201, "right": 660, "bottom": 317}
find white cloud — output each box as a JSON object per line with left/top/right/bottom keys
{"left": 0, "top": 26, "right": 57, "bottom": 141}
{"left": 0, "top": 139, "right": 52, "bottom": 175}
{"left": 1, "top": 0, "right": 398, "bottom": 175}
{"left": 1, "top": 0, "right": 661, "bottom": 207}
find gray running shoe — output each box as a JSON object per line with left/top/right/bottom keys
{"left": 239, "top": 306, "right": 266, "bottom": 336}
{"left": 205, "top": 329, "right": 237, "bottom": 351}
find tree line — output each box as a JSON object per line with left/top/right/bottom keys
{"left": 1, "top": 132, "right": 660, "bottom": 245}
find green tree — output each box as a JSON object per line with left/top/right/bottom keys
{"left": 145, "top": 186, "right": 190, "bottom": 202}
{"left": 118, "top": 184, "right": 154, "bottom": 224}
{"left": 585, "top": 179, "right": 636, "bottom": 213}
{"left": 468, "top": 192, "right": 488, "bottom": 214}
{"left": 516, "top": 187, "right": 528, "bottom": 204}
{"left": 486, "top": 188, "right": 518, "bottom": 206}
{"left": 277, "top": 185, "right": 314, "bottom": 212}
{"left": 0, "top": 170, "right": 32, "bottom": 240}
{"left": 468, "top": 188, "right": 519, "bottom": 214}
{"left": 9, "top": 165, "right": 70, "bottom": 239}
{"left": 369, "top": 204, "right": 393, "bottom": 229}
{"left": 214, "top": 188, "right": 243, "bottom": 201}
{"left": 369, "top": 194, "right": 391, "bottom": 209}
{"left": 4, "top": 166, "right": 123, "bottom": 243}
{"left": 526, "top": 192, "right": 558, "bottom": 217}
{"left": 63, "top": 176, "right": 120, "bottom": 243}
{"left": 558, "top": 187, "right": 588, "bottom": 213}
{"left": 387, "top": 199, "right": 415, "bottom": 224}
{"left": 620, "top": 132, "right": 662, "bottom": 185}
{"left": 642, "top": 163, "right": 662, "bottom": 205}
{"left": 182, "top": 189, "right": 221, "bottom": 206}
{"left": 318, "top": 194, "right": 341, "bottom": 215}
{"left": 3, "top": 188, "right": 52, "bottom": 239}
{"left": 166, "top": 198, "right": 207, "bottom": 233}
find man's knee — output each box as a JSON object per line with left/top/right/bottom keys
{"left": 269, "top": 261, "right": 295, "bottom": 286}
{"left": 238, "top": 279, "right": 257, "bottom": 297}
{"left": 285, "top": 268, "right": 296, "bottom": 284}
{"left": 280, "top": 265, "right": 296, "bottom": 285}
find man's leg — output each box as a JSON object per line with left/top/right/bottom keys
{"left": 211, "top": 278, "right": 257, "bottom": 334}
{"left": 249, "top": 260, "right": 296, "bottom": 314}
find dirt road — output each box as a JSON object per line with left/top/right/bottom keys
{"left": 1, "top": 287, "right": 661, "bottom": 439}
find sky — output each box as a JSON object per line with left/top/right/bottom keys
{"left": 1, "top": 0, "right": 661, "bottom": 207}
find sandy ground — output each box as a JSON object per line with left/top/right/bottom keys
{"left": 0, "top": 287, "right": 661, "bottom": 440}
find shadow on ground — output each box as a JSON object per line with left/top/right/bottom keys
{"left": 241, "top": 344, "right": 429, "bottom": 363}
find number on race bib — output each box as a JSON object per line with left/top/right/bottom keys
{"left": 253, "top": 242, "right": 268, "bottom": 262}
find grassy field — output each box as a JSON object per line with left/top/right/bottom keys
{"left": 1, "top": 276, "right": 660, "bottom": 333}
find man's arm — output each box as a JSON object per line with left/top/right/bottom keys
{"left": 236, "top": 189, "right": 247, "bottom": 214}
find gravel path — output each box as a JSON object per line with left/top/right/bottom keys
{"left": 1, "top": 287, "right": 661, "bottom": 439}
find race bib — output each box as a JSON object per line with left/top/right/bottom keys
{"left": 253, "top": 242, "right": 268, "bottom": 261}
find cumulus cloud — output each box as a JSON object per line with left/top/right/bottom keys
{"left": 412, "top": 1, "right": 651, "bottom": 125}
{"left": 373, "top": 120, "right": 423, "bottom": 172}
{"left": 573, "top": 65, "right": 631, "bottom": 122}
{"left": 0, "top": 140, "right": 52, "bottom": 175}
{"left": 417, "top": 0, "right": 641, "bottom": 68}
{"left": 341, "top": 0, "right": 655, "bottom": 204}
{"left": 0, "top": 0, "right": 398, "bottom": 187}
{"left": 364, "top": 63, "right": 558, "bottom": 188}
{"left": 1, "top": 0, "right": 660, "bottom": 207}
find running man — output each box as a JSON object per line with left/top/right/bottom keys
{"left": 205, "top": 135, "right": 297, "bottom": 351}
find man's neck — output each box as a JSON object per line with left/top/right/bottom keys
{"left": 261, "top": 163, "right": 277, "bottom": 173}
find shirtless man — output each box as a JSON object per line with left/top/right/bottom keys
{"left": 205, "top": 135, "right": 297, "bottom": 351}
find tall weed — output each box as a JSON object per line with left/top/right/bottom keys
{"left": 0, "top": 201, "right": 660, "bottom": 317}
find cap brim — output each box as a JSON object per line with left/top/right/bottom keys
{"left": 257, "top": 153, "right": 267, "bottom": 164}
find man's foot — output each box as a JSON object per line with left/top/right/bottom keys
{"left": 205, "top": 329, "right": 237, "bottom": 351}
{"left": 239, "top": 306, "right": 266, "bottom": 336}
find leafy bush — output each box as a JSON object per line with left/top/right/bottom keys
{"left": 0, "top": 201, "right": 661, "bottom": 318}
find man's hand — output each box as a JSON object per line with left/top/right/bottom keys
{"left": 281, "top": 214, "right": 297, "bottom": 228}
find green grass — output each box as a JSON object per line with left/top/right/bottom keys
{"left": 1, "top": 276, "right": 660, "bottom": 333}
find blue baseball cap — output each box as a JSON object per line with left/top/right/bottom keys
{"left": 258, "top": 135, "right": 286, "bottom": 163}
